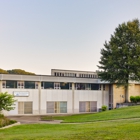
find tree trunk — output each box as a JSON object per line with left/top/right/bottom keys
{"left": 125, "top": 86, "right": 129, "bottom": 102}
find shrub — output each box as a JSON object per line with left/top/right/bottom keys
{"left": 0, "top": 114, "right": 4, "bottom": 118}
{"left": 0, "top": 115, "right": 17, "bottom": 128}
{"left": 130, "top": 96, "right": 135, "bottom": 103}
{"left": 102, "top": 105, "right": 107, "bottom": 111}
{"left": 136, "top": 96, "right": 140, "bottom": 102}
{"left": 130, "top": 96, "right": 140, "bottom": 103}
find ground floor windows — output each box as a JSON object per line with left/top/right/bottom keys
{"left": 47, "top": 102, "right": 67, "bottom": 113}
{"left": 79, "top": 101, "right": 97, "bottom": 112}
{"left": 18, "top": 102, "right": 33, "bottom": 114}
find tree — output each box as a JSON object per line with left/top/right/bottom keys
{"left": 0, "top": 92, "right": 16, "bottom": 114}
{"left": 7, "top": 69, "right": 35, "bottom": 75}
{"left": 0, "top": 69, "right": 8, "bottom": 74}
{"left": 98, "top": 19, "right": 140, "bottom": 102}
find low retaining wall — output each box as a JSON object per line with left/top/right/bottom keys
{"left": 116, "top": 103, "right": 140, "bottom": 108}
{"left": 0, "top": 122, "right": 20, "bottom": 129}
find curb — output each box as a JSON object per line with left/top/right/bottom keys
{"left": 0, "top": 122, "right": 21, "bottom": 129}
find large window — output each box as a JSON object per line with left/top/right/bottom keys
{"left": 41, "top": 82, "right": 72, "bottom": 89}
{"left": 85, "top": 84, "right": 91, "bottom": 90}
{"left": 75, "top": 83, "right": 85, "bottom": 90}
{"left": 47, "top": 102, "right": 67, "bottom": 113}
{"left": 91, "top": 84, "right": 100, "bottom": 90}
{"left": 60, "top": 83, "right": 69, "bottom": 89}
{"left": 25, "top": 81, "right": 35, "bottom": 89}
{"left": 43, "top": 82, "right": 54, "bottom": 89}
{"left": 75, "top": 83, "right": 100, "bottom": 90}
{"left": 18, "top": 102, "right": 33, "bottom": 114}
{"left": 79, "top": 101, "right": 97, "bottom": 112}
{"left": 5, "top": 80, "right": 17, "bottom": 88}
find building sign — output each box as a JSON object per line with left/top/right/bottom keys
{"left": 13, "top": 91, "right": 29, "bottom": 97}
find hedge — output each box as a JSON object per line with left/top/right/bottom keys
{"left": 130, "top": 96, "right": 140, "bottom": 103}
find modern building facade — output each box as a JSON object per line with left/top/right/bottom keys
{"left": 0, "top": 69, "right": 140, "bottom": 116}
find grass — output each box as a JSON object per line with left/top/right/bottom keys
{"left": 41, "top": 105, "right": 140, "bottom": 123}
{"left": 1, "top": 106, "right": 140, "bottom": 139}
{"left": 0, "top": 119, "right": 140, "bottom": 140}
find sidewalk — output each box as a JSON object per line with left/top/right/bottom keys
{"left": 7, "top": 116, "right": 63, "bottom": 124}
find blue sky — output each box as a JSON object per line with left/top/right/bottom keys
{"left": 0, "top": 0, "right": 140, "bottom": 75}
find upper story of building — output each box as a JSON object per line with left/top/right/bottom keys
{"left": 51, "top": 69, "right": 98, "bottom": 78}
{"left": 0, "top": 69, "right": 106, "bottom": 91}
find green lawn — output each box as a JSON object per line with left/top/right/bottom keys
{"left": 1, "top": 106, "right": 140, "bottom": 140}
{"left": 0, "top": 119, "right": 140, "bottom": 140}
{"left": 41, "top": 105, "right": 140, "bottom": 123}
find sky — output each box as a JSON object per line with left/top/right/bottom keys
{"left": 0, "top": 0, "right": 140, "bottom": 75}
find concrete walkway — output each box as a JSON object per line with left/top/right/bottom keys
{"left": 7, "top": 116, "right": 140, "bottom": 125}
{"left": 7, "top": 116, "right": 63, "bottom": 124}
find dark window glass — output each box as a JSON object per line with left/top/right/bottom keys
{"left": 41, "top": 82, "right": 44, "bottom": 88}
{"left": 60, "top": 83, "right": 69, "bottom": 89}
{"left": 76, "top": 83, "right": 85, "bottom": 90}
{"left": 6, "top": 80, "right": 17, "bottom": 88}
{"left": 44, "top": 82, "right": 54, "bottom": 89}
{"left": 91, "top": 84, "right": 99, "bottom": 90}
{"left": 25, "top": 81, "right": 35, "bottom": 89}
{"left": 80, "top": 83, "right": 85, "bottom": 90}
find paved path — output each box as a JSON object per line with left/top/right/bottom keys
{"left": 7, "top": 116, "right": 140, "bottom": 124}
{"left": 7, "top": 116, "right": 63, "bottom": 124}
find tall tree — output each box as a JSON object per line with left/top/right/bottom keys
{"left": 0, "top": 92, "right": 16, "bottom": 114}
{"left": 98, "top": 19, "right": 140, "bottom": 102}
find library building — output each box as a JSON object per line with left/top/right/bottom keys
{"left": 0, "top": 69, "right": 140, "bottom": 116}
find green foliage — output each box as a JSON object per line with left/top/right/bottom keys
{"left": 0, "top": 92, "right": 16, "bottom": 113}
{"left": 130, "top": 96, "right": 140, "bottom": 103}
{"left": 0, "top": 114, "right": 4, "bottom": 118}
{"left": 0, "top": 68, "right": 35, "bottom": 75}
{"left": 98, "top": 19, "right": 140, "bottom": 87}
{"left": 102, "top": 105, "right": 107, "bottom": 111}
{"left": 7, "top": 69, "right": 35, "bottom": 75}
{"left": 0, "top": 69, "right": 8, "bottom": 74}
{"left": 0, "top": 115, "right": 17, "bottom": 128}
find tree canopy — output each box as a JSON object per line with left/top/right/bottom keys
{"left": 98, "top": 19, "right": 140, "bottom": 101}
{"left": 7, "top": 69, "right": 35, "bottom": 75}
{"left": 0, "top": 69, "right": 8, "bottom": 74}
{"left": 0, "top": 92, "right": 16, "bottom": 113}
{"left": 0, "top": 68, "right": 35, "bottom": 75}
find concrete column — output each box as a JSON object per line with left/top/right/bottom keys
{"left": 102, "top": 84, "right": 104, "bottom": 105}
{"left": 0, "top": 81, "right": 2, "bottom": 93}
{"left": 72, "top": 83, "right": 75, "bottom": 113}
{"left": 38, "top": 82, "right": 41, "bottom": 115}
